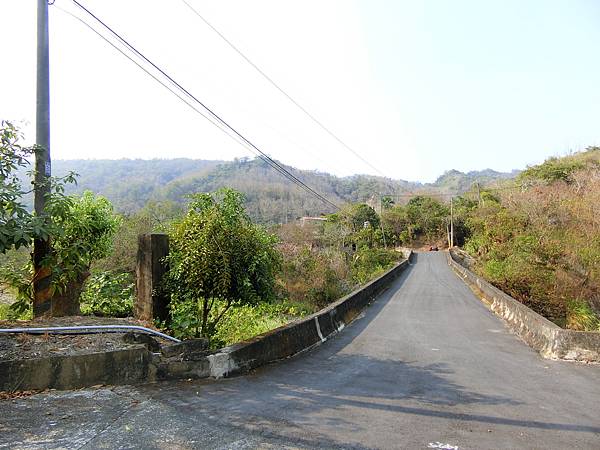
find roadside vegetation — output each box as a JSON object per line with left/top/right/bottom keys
{"left": 2, "top": 121, "right": 597, "bottom": 343}
{"left": 0, "top": 122, "right": 401, "bottom": 347}
{"left": 460, "top": 148, "right": 600, "bottom": 330}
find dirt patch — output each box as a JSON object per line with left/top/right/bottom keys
{"left": 0, "top": 316, "right": 172, "bottom": 362}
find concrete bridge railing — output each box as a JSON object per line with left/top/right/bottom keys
{"left": 448, "top": 248, "right": 600, "bottom": 362}
{"left": 1, "top": 253, "right": 413, "bottom": 391}
{"left": 161, "top": 254, "right": 413, "bottom": 379}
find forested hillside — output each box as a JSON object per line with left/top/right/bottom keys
{"left": 460, "top": 148, "right": 600, "bottom": 329}
{"left": 52, "top": 159, "right": 222, "bottom": 211}
{"left": 50, "top": 157, "right": 514, "bottom": 223}
{"left": 432, "top": 168, "right": 519, "bottom": 193}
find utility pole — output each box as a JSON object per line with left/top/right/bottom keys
{"left": 476, "top": 182, "right": 482, "bottom": 207}
{"left": 33, "top": 0, "right": 52, "bottom": 317}
{"left": 380, "top": 221, "right": 387, "bottom": 249}
{"left": 450, "top": 196, "right": 454, "bottom": 248}
{"left": 379, "top": 195, "right": 387, "bottom": 249}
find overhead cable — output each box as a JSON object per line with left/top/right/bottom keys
{"left": 178, "top": 0, "right": 390, "bottom": 179}
{"left": 63, "top": 0, "right": 341, "bottom": 211}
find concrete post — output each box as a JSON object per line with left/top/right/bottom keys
{"left": 135, "top": 234, "right": 170, "bottom": 322}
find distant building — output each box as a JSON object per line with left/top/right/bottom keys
{"left": 299, "top": 216, "right": 327, "bottom": 227}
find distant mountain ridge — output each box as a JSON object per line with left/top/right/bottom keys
{"left": 50, "top": 157, "right": 517, "bottom": 223}
{"left": 430, "top": 168, "right": 520, "bottom": 192}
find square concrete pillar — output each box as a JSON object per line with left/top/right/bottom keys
{"left": 135, "top": 233, "right": 170, "bottom": 322}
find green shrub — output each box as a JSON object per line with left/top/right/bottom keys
{"left": 566, "top": 299, "right": 600, "bottom": 331}
{"left": 0, "top": 302, "right": 32, "bottom": 321}
{"left": 168, "top": 297, "right": 312, "bottom": 348}
{"left": 351, "top": 247, "right": 399, "bottom": 285}
{"left": 80, "top": 272, "right": 134, "bottom": 317}
{"left": 165, "top": 188, "right": 281, "bottom": 339}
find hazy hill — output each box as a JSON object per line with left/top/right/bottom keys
{"left": 49, "top": 157, "right": 516, "bottom": 223}
{"left": 52, "top": 159, "right": 222, "bottom": 211}
{"left": 428, "top": 168, "right": 519, "bottom": 193}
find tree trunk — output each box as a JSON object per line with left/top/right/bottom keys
{"left": 50, "top": 271, "right": 90, "bottom": 316}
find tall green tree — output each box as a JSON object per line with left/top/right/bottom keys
{"left": 405, "top": 196, "right": 449, "bottom": 242}
{"left": 166, "top": 188, "right": 281, "bottom": 339}
{"left": 343, "top": 203, "right": 380, "bottom": 231}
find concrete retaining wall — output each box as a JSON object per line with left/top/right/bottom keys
{"left": 0, "top": 346, "right": 155, "bottom": 392}
{"left": 448, "top": 248, "right": 600, "bottom": 362}
{"left": 159, "top": 255, "right": 413, "bottom": 379}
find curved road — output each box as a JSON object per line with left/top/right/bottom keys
{"left": 2, "top": 252, "right": 600, "bottom": 449}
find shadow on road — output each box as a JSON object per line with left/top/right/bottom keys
{"left": 126, "top": 258, "right": 600, "bottom": 443}
{"left": 3, "top": 253, "right": 599, "bottom": 450}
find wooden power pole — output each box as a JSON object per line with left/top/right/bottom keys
{"left": 33, "top": 0, "right": 52, "bottom": 316}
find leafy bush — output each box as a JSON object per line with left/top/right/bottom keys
{"left": 0, "top": 189, "right": 121, "bottom": 316}
{"left": 351, "top": 247, "right": 399, "bottom": 285}
{"left": 165, "top": 188, "right": 281, "bottom": 340}
{"left": 0, "top": 302, "right": 32, "bottom": 321}
{"left": 169, "top": 298, "right": 312, "bottom": 347}
{"left": 80, "top": 272, "right": 134, "bottom": 317}
{"left": 382, "top": 196, "right": 449, "bottom": 246}
{"left": 463, "top": 149, "right": 600, "bottom": 328}
{"left": 49, "top": 192, "right": 121, "bottom": 310}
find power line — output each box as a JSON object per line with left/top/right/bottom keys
{"left": 178, "top": 0, "right": 390, "bottom": 179}
{"left": 54, "top": 6, "right": 290, "bottom": 192}
{"left": 64, "top": 0, "right": 341, "bottom": 211}
{"left": 68, "top": 0, "right": 339, "bottom": 210}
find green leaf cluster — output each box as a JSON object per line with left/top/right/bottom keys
{"left": 381, "top": 195, "right": 449, "bottom": 246}
{"left": 80, "top": 271, "right": 134, "bottom": 317}
{"left": 169, "top": 298, "right": 312, "bottom": 347}
{"left": 165, "top": 188, "right": 281, "bottom": 339}
{"left": 49, "top": 191, "right": 121, "bottom": 292}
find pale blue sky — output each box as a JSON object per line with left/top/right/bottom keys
{"left": 1, "top": 0, "right": 599, "bottom": 182}
{"left": 357, "top": 0, "right": 600, "bottom": 177}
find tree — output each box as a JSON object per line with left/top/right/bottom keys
{"left": 1, "top": 191, "right": 121, "bottom": 316}
{"left": 381, "top": 196, "right": 395, "bottom": 210}
{"left": 405, "top": 196, "right": 449, "bottom": 242}
{"left": 381, "top": 206, "right": 410, "bottom": 245}
{"left": 0, "top": 122, "right": 118, "bottom": 317}
{"left": 49, "top": 191, "right": 121, "bottom": 315}
{"left": 0, "top": 121, "right": 55, "bottom": 253}
{"left": 166, "top": 188, "right": 281, "bottom": 339}
{"left": 343, "top": 203, "right": 380, "bottom": 231}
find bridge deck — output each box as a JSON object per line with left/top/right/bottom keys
{"left": 2, "top": 252, "right": 599, "bottom": 449}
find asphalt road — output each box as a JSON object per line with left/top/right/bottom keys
{"left": 1, "top": 252, "right": 599, "bottom": 449}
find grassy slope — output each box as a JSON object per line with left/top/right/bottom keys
{"left": 464, "top": 148, "right": 600, "bottom": 329}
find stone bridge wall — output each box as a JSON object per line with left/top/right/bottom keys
{"left": 161, "top": 254, "right": 413, "bottom": 379}
{"left": 1, "top": 254, "right": 413, "bottom": 391}
{"left": 448, "top": 248, "right": 600, "bottom": 362}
